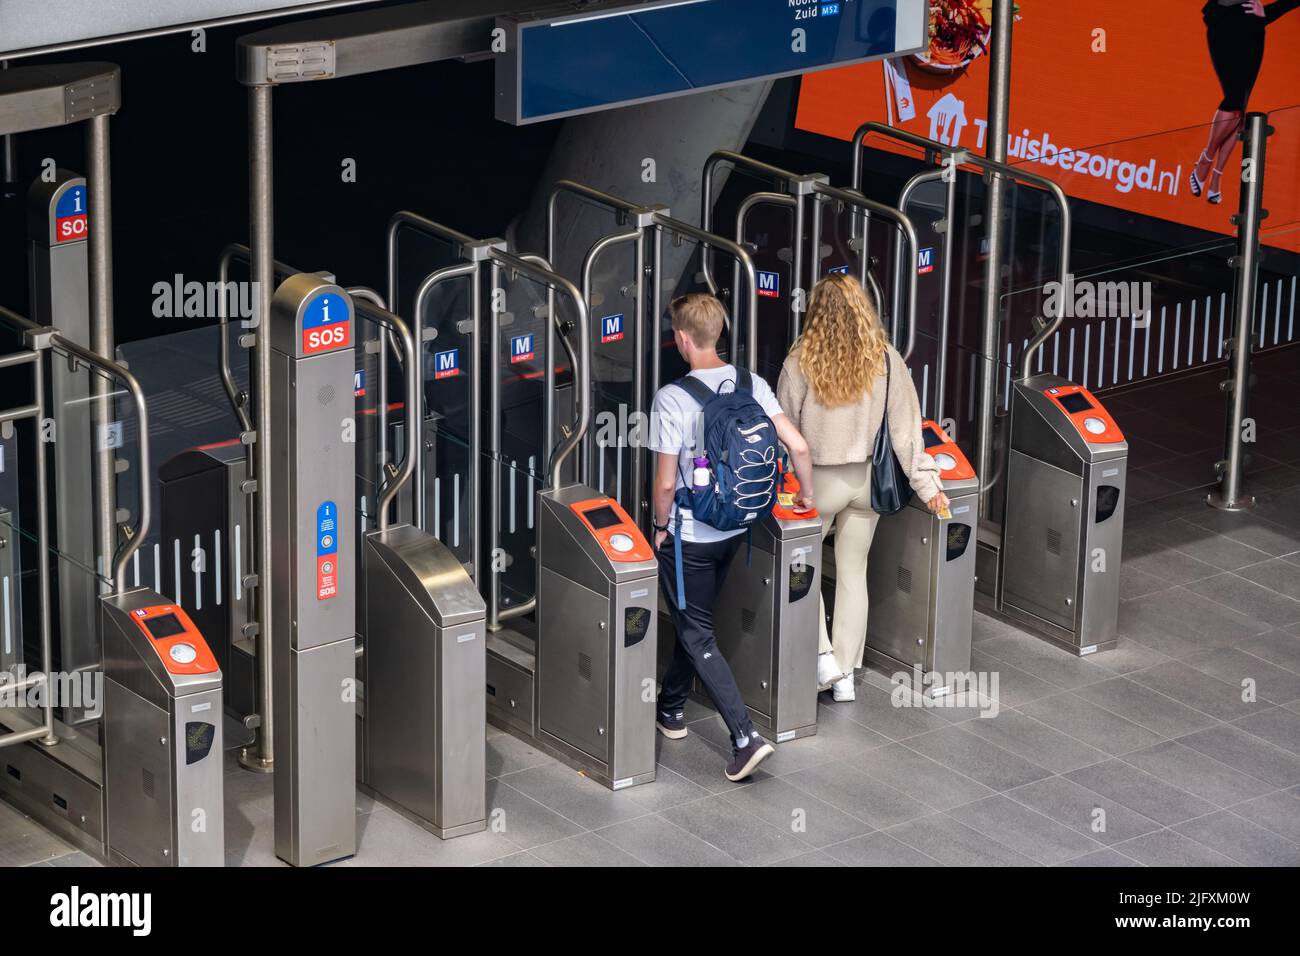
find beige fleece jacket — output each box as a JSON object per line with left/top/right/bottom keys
{"left": 776, "top": 344, "right": 943, "bottom": 503}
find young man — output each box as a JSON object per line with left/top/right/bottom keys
{"left": 648, "top": 293, "right": 815, "bottom": 782}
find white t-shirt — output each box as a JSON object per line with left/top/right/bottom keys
{"left": 648, "top": 364, "right": 785, "bottom": 543}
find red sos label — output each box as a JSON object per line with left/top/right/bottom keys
{"left": 56, "top": 215, "right": 88, "bottom": 242}
{"left": 301, "top": 293, "right": 352, "bottom": 355}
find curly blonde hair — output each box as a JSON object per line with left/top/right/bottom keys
{"left": 794, "top": 273, "right": 890, "bottom": 407}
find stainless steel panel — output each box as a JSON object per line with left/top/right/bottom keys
{"left": 537, "top": 567, "right": 611, "bottom": 766}
{"left": 609, "top": 578, "right": 656, "bottom": 785}
{"left": 715, "top": 542, "right": 776, "bottom": 721}
{"left": 771, "top": 532, "right": 820, "bottom": 736}
{"left": 929, "top": 499, "right": 977, "bottom": 679}
{"left": 171, "top": 688, "right": 224, "bottom": 866}
{"left": 866, "top": 506, "right": 931, "bottom": 670}
{"left": 1077, "top": 459, "right": 1125, "bottom": 651}
{"left": 0, "top": 732, "right": 104, "bottom": 853}
{"left": 273, "top": 637, "right": 355, "bottom": 866}
{"left": 1002, "top": 451, "right": 1082, "bottom": 633}
{"left": 364, "top": 528, "right": 485, "bottom": 837}
{"left": 103, "top": 680, "right": 173, "bottom": 866}
{"left": 485, "top": 637, "right": 535, "bottom": 737}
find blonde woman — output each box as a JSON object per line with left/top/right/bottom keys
{"left": 777, "top": 273, "right": 949, "bottom": 702}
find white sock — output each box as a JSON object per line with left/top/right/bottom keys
{"left": 735, "top": 734, "right": 750, "bottom": 749}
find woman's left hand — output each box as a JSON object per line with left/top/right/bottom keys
{"left": 925, "top": 491, "right": 951, "bottom": 515}
{"left": 1245, "top": 0, "right": 1265, "bottom": 16}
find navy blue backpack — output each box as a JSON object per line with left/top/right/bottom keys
{"left": 670, "top": 369, "right": 779, "bottom": 608}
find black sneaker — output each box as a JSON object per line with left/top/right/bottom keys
{"left": 656, "top": 710, "right": 688, "bottom": 740}
{"left": 725, "top": 735, "right": 774, "bottom": 782}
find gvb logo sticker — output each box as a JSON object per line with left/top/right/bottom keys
{"left": 434, "top": 348, "right": 460, "bottom": 380}
{"left": 918, "top": 248, "right": 935, "bottom": 275}
{"left": 54, "top": 184, "right": 88, "bottom": 243}
{"left": 353, "top": 369, "right": 366, "bottom": 397}
{"left": 510, "top": 333, "right": 535, "bottom": 364}
{"left": 828, "top": 264, "right": 851, "bottom": 275}
{"left": 301, "top": 292, "right": 351, "bottom": 354}
{"left": 757, "top": 271, "right": 781, "bottom": 299}
{"left": 601, "top": 314, "right": 624, "bottom": 344}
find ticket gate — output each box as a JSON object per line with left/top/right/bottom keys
{"left": 996, "top": 378, "right": 1127, "bottom": 656}
{"left": 712, "top": 473, "right": 822, "bottom": 741}
{"left": 102, "top": 597, "right": 224, "bottom": 866}
{"left": 863, "top": 422, "right": 979, "bottom": 693}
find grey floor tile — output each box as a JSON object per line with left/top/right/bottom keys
{"left": 903, "top": 725, "right": 1053, "bottom": 791}
{"left": 622, "top": 766, "right": 712, "bottom": 814}
{"left": 854, "top": 742, "right": 996, "bottom": 810}
{"left": 1018, "top": 692, "right": 1165, "bottom": 755}
{"left": 1118, "top": 587, "right": 1271, "bottom": 658}
{"left": 498, "top": 763, "right": 650, "bottom": 830}
{"left": 1120, "top": 741, "right": 1275, "bottom": 807}
{"left": 948, "top": 795, "right": 1106, "bottom": 866}
{"left": 661, "top": 794, "right": 810, "bottom": 865}
{"left": 1184, "top": 511, "right": 1300, "bottom": 558}
{"left": 822, "top": 831, "right": 942, "bottom": 867}
{"left": 1173, "top": 810, "right": 1300, "bottom": 867}
{"left": 1127, "top": 659, "right": 1276, "bottom": 719}
{"left": 486, "top": 730, "right": 556, "bottom": 779}
{"left": 653, "top": 731, "right": 747, "bottom": 794}
{"left": 969, "top": 650, "right": 1063, "bottom": 708}
{"left": 346, "top": 806, "right": 521, "bottom": 866}
{"left": 1006, "top": 776, "right": 1163, "bottom": 846}
{"left": 782, "top": 763, "right": 930, "bottom": 831}
{"left": 720, "top": 775, "right": 873, "bottom": 848}
{"left": 1236, "top": 558, "right": 1300, "bottom": 603}
{"left": 46, "top": 851, "right": 103, "bottom": 867}
{"left": 769, "top": 849, "right": 844, "bottom": 867}
{"left": 221, "top": 763, "right": 276, "bottom": 817}
{"left": 832, "top": 682, "right": 950, "bottom": 741}
{"left": 485, "top": 778, "right": 585, "bottom": 849}
{"left": 527, "top": 831, "right": 645, "bottom": 867}
{"left": 478, "top": 851, "right": 550, "bottom": 867}
{"left": 1185, "top": 573, "right": 1300, "bottom": 628}
{"left": 595, "top": 814, "right": 739, "bottom": 867}
{"left": 975, "top": 631, "right": 1112, "bottom": 690}
{"left": 1059, "top": 848, "right": 1144, "bottom": 867}
{"left": 1228, "top": 789, "right": 1300, "bottom": 843}
{"left": 1237, "top": 630, "right": 1300, "bottom": 675}
{"left": 960, "top": 710, "right": 1110, "bottom": 774}
{"left": 1072, "top": 677, "right": 1218, "bottom": 738}
{"left": 1065, "top": 759, "right": 1219, "bottom": 826}
{"left": 1121, "top": 563, "right": 1176, "bottom": 601}
{"left": 1176, "top": 724, "right": 1300, "bottom": 787}
{"left": 1090, "top": 640, "right": 1172, "bottom": 677}
{"left": 1181, "top": 647, "right": 1300, "bottom": 705}
{"left": 0, "top": 806, "right": 78, "bottom": 868}
{"left": 885, "top": 813, "right": 1038, "bottom": 867}
{"left": 691, "top": 705, "right": 886, "bottom": 778}
{"left": 1144, "top": 519, "right": 1274, "bottom": 572}
{"left": 1232, "top": 706, "right": 1300, "bottom": 756}
{"left": 1112, "top": 828, "right": 1240, "bottom": 867}
{"left": 1123, "top": 543, "right": 1222, "bottom": 588}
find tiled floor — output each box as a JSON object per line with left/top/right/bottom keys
{"left": 11, "top": 351, "right": 1300, "bottom": 867}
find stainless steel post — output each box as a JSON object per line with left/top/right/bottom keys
{"left": 31, "top": 354, "right": 56, "bottom": 745}
{"left": 1209, "top": 112, "right": 1271, "bottom": 513}
{"left": 733, "top": 192, "right": 796, "bottom": 362}
{"left": 651, "top": 225, "right": 664, "bottom": 392}
{"left": 85, "top": 114, "right": 115, "bottom": 597}
{"left": 0, "top": 62, "right": 15, "bottom": 191}
{"left": 791, "top": 194, "right": 806, "bottom": 339}
{"left": 242, "top": 83, "right": 274, "bottom": 773}
{"left": 975, "top": 0, "right": 1014, "bottom": 517}
{"left": 488, "top": 261, "right": 502, "bottom": 627}
{"left": 936, "top": 165, "right": 958, "bottom": 419}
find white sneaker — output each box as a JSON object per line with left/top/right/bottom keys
{"left": 832, "top": 674, "right": 856, "bottom": 702}
{"left": 817, "top": 653, "right": 844, "bottom": 690}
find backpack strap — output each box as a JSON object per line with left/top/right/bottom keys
{"left": 673, "top": 375, "right": 716, "bottom": 407}
{"left": 673, "top": 511, "right": 687, "bottom": 610}
{"left": 735, "top": 367, "right": 754, "bottom": 395}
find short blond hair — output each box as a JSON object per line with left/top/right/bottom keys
{"left": 670, "top": 293, "right": 726, "bottom": 349}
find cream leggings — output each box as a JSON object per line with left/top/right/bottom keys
{"left": 814, "top": 461, "right": 880, "bottom": 676}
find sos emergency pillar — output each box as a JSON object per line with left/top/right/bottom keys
{"left": 268, "top": 275, "right": 357, "bottom": 866}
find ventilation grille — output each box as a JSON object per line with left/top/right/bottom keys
{"left": 1046, "top": 528, "right": 1062, "bottom": 555}
{"left": 896, "top": 566, "right": 912, "bottom": 594}
{"left": 317, "top": 384, "right": 336, "bottom": 406}
{"left": 578, "top": 652, "right": 592, "bottom": 682}
{"left": 141, "top": 768, "right": 155, "bottom": 799}
{"left": 741, "top": 608, "right": 757, "bottom": 635}
{"left": 267, "top": 43, "right": 336, "bottom": 83}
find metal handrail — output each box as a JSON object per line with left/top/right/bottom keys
{"left": 734, "top": 191, "right": 796, "bottom": 360}
{"left": 358, "top": 300, "right": 416, "bottom": 531}
{"left": 0, "top": 305, "right": 149, "bottom": 592}
{"left": 850, "top": 121, "right": 1072, "bottom": 379}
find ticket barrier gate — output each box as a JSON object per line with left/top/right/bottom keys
{"left": 386, "top": 215, "right": 658, "bottom": 791}
{"left": 992, "top": 378, "right": 1127, "bottom": 656}
{"left": 102, "top": 598, "right": 224, "bottom": 866}
{"left": 862, "top": 422, "right": 978, "bottom": 694}
{"left": 660, "top": 470, "right": 823, "bottom": 742}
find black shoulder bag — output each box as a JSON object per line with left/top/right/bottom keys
{"left": 870, "top": 353, "right": 914, "bottom": 515}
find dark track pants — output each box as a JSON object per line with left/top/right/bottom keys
{"left": 657, "top": 533, "right": 754, "bottom": 745}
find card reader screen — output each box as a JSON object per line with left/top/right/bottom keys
{"left": 144, "top": 613, "right": 186, "bottom": 640}
{"left": 1057, "top": 392, "right": 1094, "bottom": 414}
{"left": 582, "top": 506, "right": 623, "bottom": 530}
{"left": 922, "top": 427, "right": 945, "bottom": 449}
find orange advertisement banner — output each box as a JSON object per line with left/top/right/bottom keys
{"left": 796, "top": 0, "right": 1300, "bottom": 254}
